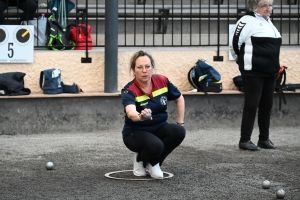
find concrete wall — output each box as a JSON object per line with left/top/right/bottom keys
{"left": 0, "top": 47, "right": 300, "bottom": 93}
{"left": 1, "top": 93, "right": 299, "bottom": 135}
{"left": 1, "top": 47, "right": 300, "bottom": 135}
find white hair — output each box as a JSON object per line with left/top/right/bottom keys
{"left": 247, "top": 0, "right": 274, "bottom": 12}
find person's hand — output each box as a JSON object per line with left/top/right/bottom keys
{"left": 140, "top": 108, "right": 152, "bottom": 121}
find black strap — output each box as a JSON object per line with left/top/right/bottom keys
{"left": 66, "top": 24, "right": 76, "bottom": 37}
{"left": 277, "top": 67, "right": 287, "bottom": 110}
{"left": 278, "top": 90, "right": 287, "bottom": 111}
{"left": 76, "top": 8, "right": 87, "bottom": 25}
{"left": 77, "top": 25, "right": 88, "bottom": 36}
{"left": 282, "top": 69, "right": 286, "bottom": 86}
{"left": 39, "top": 71, "right": 44, "bottom": 89}
{"left": 187, "top": 67, "right": 199, "bottom": 90}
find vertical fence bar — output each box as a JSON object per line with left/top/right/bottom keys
{"left": 152, "top": 0, "right": 155, "bottom": 46}
{"left": 171, "top": 0, "right": 174, "bottom": 46}
{"left": 189, "top": 0, "right": 192, "bottom": 46}
{"left": 208, "top": 0, "right": 211, "bottom": 45}
{"left": 279, "top": 0, "right": 283, "bottom": 44}
{"left": 180, "top": 0, "right": 183, "bottom": 46}
{"left": 298, "top": 0, "right": 300, "bottom": 45}
{"left": 134, "top": 1, "right": 136, "bottom": 46}
{"left": 143, "top": 1, "right": 146, "bottom": 46}
{"left": 95, "top": 0, "right": 99, "bottom": 46}
{"left": 213, "top": 0, "right": 223, "bottom": 61}
{"left": 104, "top": 0, "right": 118, "bottom": 93}
{"left": 289, "top": 2, "right": 291, "bottom": 44}
{"left": 124, "top": 0, "right": 127, "bottom": 46}
{"left": 199, "top": 0, "right": 202, "bottom": 46}
{"left": 82, "top": 0, "right": 91, "bottom": 62}
{"left": 226, "top": 0, "right": 230, "bottom": 45}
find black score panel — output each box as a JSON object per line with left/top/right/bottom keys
{"left": 0, "top": 26, "right": 9, "bottom": 45}
{"left": 14, "top": 27, "right": 33, "bottom": 46}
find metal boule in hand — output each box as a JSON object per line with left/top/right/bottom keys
{"left": 143, "top": 113, "right": 152, "bottom": 120}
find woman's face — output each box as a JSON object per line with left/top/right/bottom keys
{"left": 257, "top": 1, "right": 273, "bottom": 19}
{"left": 134, "top": 55, "right": 153, "bottom": 83}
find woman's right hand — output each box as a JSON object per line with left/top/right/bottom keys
{"left": 139, "top": 108, "right": 152, "bottom": 121}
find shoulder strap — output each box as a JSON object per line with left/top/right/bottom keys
{"left": 78, "top": 25, "right": 88, "bottom": 35}
{"left": 187, "top": 68, "right": 199, "bottom": 89}
{"left": 278, "top": 90, "right": 286, "bottom": 111}
{"left": 66, "top": 24, "right": 76, "bottom": 37}
{"left": 281, "top": 67, "right": 287, "bottom": 86}
{"left": 39, "top": 71, "right": 44, "bottom": 89}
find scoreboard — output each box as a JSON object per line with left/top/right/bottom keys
{"left": 0, "top": 25, "right": 34, "bottom": 63}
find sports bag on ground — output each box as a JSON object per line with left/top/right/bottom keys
{"left": 188, "top": 59, "right": 222, "bottom": 93}
{"left": 40, "top": 68, "right": 63, "bottom": 94}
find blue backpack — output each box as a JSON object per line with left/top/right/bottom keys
{"left": 188, "top": 59, "right": 222, "bottom": 92}
{"left": 39, "top": 68, "right": 63, "bottom": 94}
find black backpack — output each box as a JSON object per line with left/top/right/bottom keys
{"left": 233, "top": 75, "right": 244, "bottom": 92}
{"left": 46, "top": 15, "right": 75, "bottom": 50}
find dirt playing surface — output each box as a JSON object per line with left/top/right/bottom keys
{"left": 0, "top": 127, "right": 299, "bottom": 199}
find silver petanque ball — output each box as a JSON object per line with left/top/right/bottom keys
{"left": 143, "top": 113, "right": 152, "bottom": 120}
{"left": 46, "top": 162, "right": 54, "bottom": 170}
{"left": 276, "top": 189, "right": 286, "bottom": 199}
{"left": 262, "top": 180, "right": 271, "bottom": 189}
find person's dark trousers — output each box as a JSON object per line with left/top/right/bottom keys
{"left": 123, "top": 124, "right": 186, "bottom": 167}
{"left": 240, "top": 76, "right": 276, "bottom": 143}
{"left": 0, "top": 0, "right": 38, "bottom": 25}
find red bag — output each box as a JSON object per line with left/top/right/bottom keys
{"left": 69, "top": 24, "right": 92, "bottom": 50}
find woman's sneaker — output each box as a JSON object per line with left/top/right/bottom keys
{"left": 146, "top": 163, "right": 164, "bottom": 179}
{"left": 133, "top": 153, "right": 147, "bottom": 176}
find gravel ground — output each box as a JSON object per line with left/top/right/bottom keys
{"left": 0, "top": 127, "right": 299, "bottom": 200}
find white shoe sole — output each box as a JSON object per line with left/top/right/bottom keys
{"left": 133, "top": 170, "right": 147, "bottom": 177}
{"left": 146, "top": 168, "right": 164, "bottom": 179}
{"left": 149, "top": 174, "right": 164, "bottom": 179}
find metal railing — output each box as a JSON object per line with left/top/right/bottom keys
{"left": 4, "top": 0, "right": 300, "bottom": 47}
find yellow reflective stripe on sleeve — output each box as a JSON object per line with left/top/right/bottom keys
{"left": 136, "top": 95, "right": 150, "bottom": 102}
{"left": 153, "top": 87, "right": 168, "bottom": 97}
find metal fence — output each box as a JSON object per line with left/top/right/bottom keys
{"left": 4, "top": 0, "right": 300, "bottom": 47}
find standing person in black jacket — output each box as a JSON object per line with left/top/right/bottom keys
{"left": 229, "top": 0, "right": 282, "bottom": 151}
{"left": 0, "top": 0, "right": 38, "bottom": 25}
